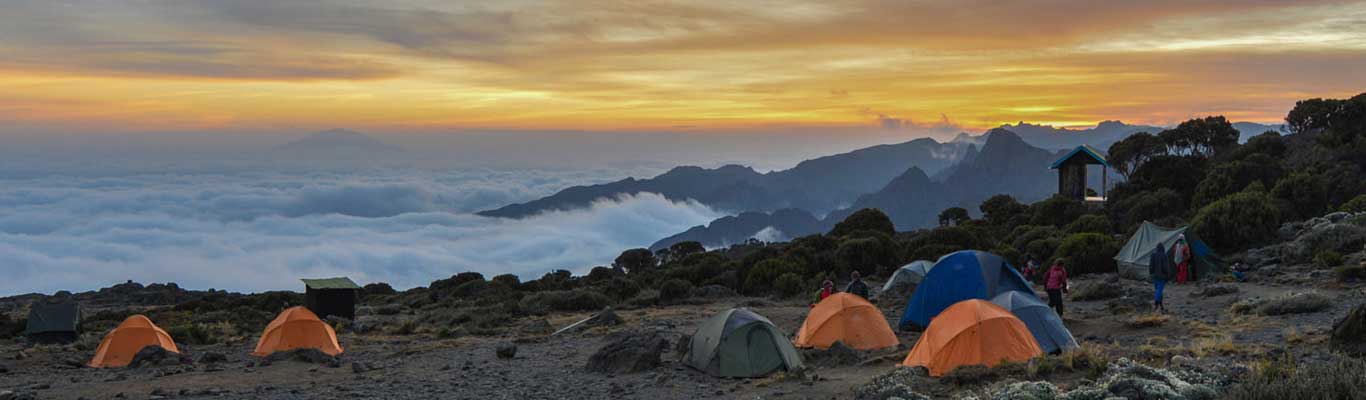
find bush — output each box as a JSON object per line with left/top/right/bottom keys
{"left": 1069, "top": 280, "right": 1122, "bottom": 301}
{"left": 1315, "top": 250, "right": 1344, "bottom": 269}
{"left": 830, "top": 208, "right": 895, "bottom": 237}
{"left": 836, "top": 236, "right": 897, "bottom": 277}
{"left": 1337, "top": 263, "right": 1366, "bottom": 282}
{"left": 658, "top": 279, "right": 694, "bottom": 304}
{"left": 774, "top": 273, "right": 805, "bottom": 298}
{"left": 1065, "top": 214, "right": 1110, "bottom": 234}
{"left": 491, "top": 274, "right": 521, "bottom": 289}
{"left": 1192, "top": 191, "right": 1281, "bottom": 252}
{"left": 518, "top": 290, "right": 612, "bottom": 314}
{"left": 1226, "top": 357, "right": 1366, "bottom": 400}
{"left": 1030, "top": 196, "right": 1087, "bottom": 227}
{"left": 744, "top": 258, "right": 806, "bottom": 295}
{"left": 1112, "top": 188, "right": 1185, "bottom": 231}
{"left": 1341, "top": 194, "right": 1366, "bottom": 213}
{"left": 1052, "top": 233, "right": 1120, "bottom": 274}
{"left": 164, "top": 323, "right": 224, "bottom": 345}
{"left": 1232, "top": 292, "right": 1333, "bottom": 316}
{"left": 1272, "top": 172, "right": 1329, "bottom": 220}
{"left": 602, "top": 277, "right": 640, "bottom": 301}
{"left": 906, "top": 226, "right": 985, "bottom": 261}
{"left": 613, "top": 248, "right": 658, "bottom": 273}
{"left": 362, "top": 283, "right": 397, "bottom": 297}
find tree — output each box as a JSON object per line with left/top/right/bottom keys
{"left": 938, "top": 207, "right": 971, "bottom": 227}
{"left": 1272, "top": 172, "right": 1329, "bottom": 220}
{"left": 1029, "top": 196, "right": 1087, "bottom": 227}
{"left": 1107, "top": 132, "right": 1166, "bottom": 179}
{"left": 1192, "top": 191, "right": 1281, "bottom": 252}
{"left": 980, "top": 194, "right": 1027, "bottom": 226}
{"left": 612, "top": 248, "right": 657, "bottom": 273}
{"left": 1052, "top": 233, "right": 1120, "bottom": 275}
{"left": 830, "top": 208, "right": 895, "bottom": 237}
{"left": 1159, "top": 116, "right": 1240, "bottom": 158}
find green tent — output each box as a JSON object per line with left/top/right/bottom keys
{"left": 25, "top": 303, "right": 81, "bottom": 343}
{"left": 684, "top": 308, "right": 803, "bottom": 378}
{"left": 1114, "top": 221, "right": 1226, "bottom": 281}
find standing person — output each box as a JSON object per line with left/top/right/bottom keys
{"left": 812, "top": 279, "right": 834, "bottom": 308}
{"left": 1149, "top": 244, "right": 1172, "bottom": 313}
{"left": 1173, "top": 236, "right": 1191, "bottom": 284}
{"left": 1024, "top": 256, "right": 1040, "bottom": 283}
{"left": 845, "top": 271, "right": 870, "bottom": 299}
{"left": 1044, "top": 259, "right": 1069, "bottom": 316}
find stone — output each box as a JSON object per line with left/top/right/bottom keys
{"left": 1331, "top": 304, "right": 1366, "bottom": 356}
{"left": 496, "top": 342, "right": 518, "bottom": 359}
{"left": 196, "top": 351, "right": 227, "bottom": 364}
{"left": 803, "top": 341, "right": 863, "bottom": 367}
{"left": 129, "top": 346, "right": 181, "bottom": 368}
{"left": 589, "top": 308, "right": 623, "bottom": 327}
{"left": 585, "top": 331, "right": 668, "bottom": 374}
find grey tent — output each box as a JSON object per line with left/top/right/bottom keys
{"left": 990, "top": 291, "right": 1077, "bottom": 354}
{"left": 882, "top": 260, "right": 934, "bottom": 294}
{"left": 684, "top": 308, "right": 803, "bottom": 378}
{"left": 26, "top": 303, "right": 81, "bottom": 343}
{"left": 1114, "top": 221, "right": 1225, "bottom": 280}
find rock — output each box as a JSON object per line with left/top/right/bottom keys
{"left": 129, "top": 346, "right": 183, "bottom": 368}
{"left": 589, "top": 308, "right": 622, "bottom": 327}
{"left": 326, "top": 316, "right": 353, "bottom": 333}
{"left": 351, "top": 362, "right": 376, "bottom": 373}
{"left": 584, "top": 331, "right": 668, "bottom": 374}
{"left": 196, "top": 352, "right": 227, "bottom": 364}
{"left": 1331, "top": 304, "right": 1366, "bottom": 356}
{"left": 853, "top": 367, "right": 931, "bottom": 400}
{"left": 13, "top": 351, "right": 28, "bottom": 360}
{"left": 260, "top": 348, "right": 339, "bottom": 365}
{"left": 1193, "top": 284, "right": 1239, "bottom": 298}
{"left": 521, "top": 319, "right": 553, "bottom": 335}
{"left": 0, "top": 391, "right": 11, "bottom": 400}
{"left": 496, "top": 342, "right": 518, "bottom": 359}
{"left": 803, "top": 341, "right": 863, "bottom": 367}
{"left": 991, "top": 381, "right": 1060, "bottom": 400}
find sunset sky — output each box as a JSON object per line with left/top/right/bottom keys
{"left": 2, "top": 0, "right": 1364, "bottom": 136}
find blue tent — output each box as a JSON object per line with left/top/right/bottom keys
{"left": 899, "top": 250, "right": 1033, "bottom": 330}
{"left": 991, "top": 291, "right": 1077, "bottom": 353}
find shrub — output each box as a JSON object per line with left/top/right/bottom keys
{"left": 744, "top": 258, "right": 806, "bottom": 295}
{"left": 830, "top": 208, "right": 895, "bottom": 237}
{"left": 1065, "top": 214, "right": 1110, "bottom": 234}
{"left": 1341, "top": 194, "right": 1366, "bottom": 213}
{"left": 1337, "top": 263, "right": 1366, "bottom": 282}
{"left": 627, "top": 290, "right": 661, "bottom": 308}
{"left": 1052, "top": 233, "right": 1120, "bottom": 275}
{"left": 658, "top": 279, "right": 694, "bottom": 303}
{"left": 362, "top": 283, "right": 397, "bottom": 297}
{"left": 1029, "top": 196, "right": 1087, "bottom": 227}
{"left": 836, "top": 236, "right": 897, "bottom": 277}
{"left": 491, "top": 274, "right": 521, "bottom": 289}
{"left": 1069, "top": 280, "right": 1122, "bottom": 301}
{"left": 1112, "top": 188, "right": 1185, "bottom": 231}
{"left": 1232, "top": 292, "right": 1333, "bottom": 316}
{"left": 1192, "top": 191, "right": 1281, "bottom": 252}
{"left": 164, "top": 323, "right": 224, "bottom": 345}
{"left": 1125, "top": 313, "right": 1170, "bottom": 328}
{"left": 774, "top": 273, "right": 805, "bottom": 298}
{"left": 1226, "top": 357, "right": 1366, "bottom": 400}
{"left": 602, "top": 277, "right": 640, "bottom": 301}
{"left": 518, "top": 290, "right": 612, "bottom": 314}
{"left": 906, "top": 226, "right": 985, "bottom": 261}
{"left": 431, "top": 272, "right": 486, "bottom": 294}
{"left": 981, "top": 194, "right": 1028, "bottom": 226}
{"left": 1315, "top": 250, "right": 1344, "bottom": 269}
{"left": 613, "top": 248, "right": 658, "bottom": 274}
{"left": 1272, "top": 172, "right": 1330, "bottom": 220}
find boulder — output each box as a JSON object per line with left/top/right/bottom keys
{"left": 588, "top": 308, "right": 622, "bottom": 327}
{"left": 196, "top": 352, "right": 227, "bottom": 364}
{"left": 853, "top": 367, "right": 932, "bottom": 400}
{"left": 1331, "top": 304, "right": 1366, "bottom": 356}
{"left": 584, "top": 331, "right": 668, "bottom": 374}
{"left": 520, "top": 319, "right": 553, "bottom": 335}
{"left": 260, "top": 349, "right": 338, "bottom": 366}
{"left": 128, "top": 346, "right": 185, "bottom": 368}
{"left": 802, "top": 341, "right": 863, "bottom": 367}
{"left": 495, "top": 342, "right": 517, "bottom": 359}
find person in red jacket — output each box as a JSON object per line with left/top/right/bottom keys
{"left": 1044, "top": 259, "right": 1069, "bottom": 316}
{"left": 811, "top": 279, "right": 835, "bottom": 308}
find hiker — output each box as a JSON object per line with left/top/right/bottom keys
{"left": 1231, "top": 261, "right": 1250, "bottom": 282}
{"left": 845, "top": 271, "right": 870, "bottom": 299}
{"left": 1043, "top": 259, "right": 1068, "bottom": 316}
{"left": 1173, "top": 235, "right": 1191, "bottom": 284}
{"left": 1149, "top": 243, "right": 1172, "bottom": 313}
{"left": 812, "top": 279, "right": 835, "bottom": 308}
{"left": 1023, "top": 255, "right": 1040, "bottom": 283}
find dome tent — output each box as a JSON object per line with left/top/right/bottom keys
{"left": 990, "top": 291, "right": 1077, "bottom": 354}
{"left": 685, "top": 308, "right": 803, "bottom": 378}
{"left": 1114, "top": 221, "right": 1225, "bottom": 281}
{"left": 795, "top": 293, "right": 899, "bottom": 350}
{"left": 88, "top": 315, "right": 179, "bottom": 368}
{"left": 899, "top": 250, "right": 1033, "bottom": 330}
{"left": 252, "top": 306, "right": 343, "bottom": 357}
{"left": 882, "top": 260, "right": 934, "bottom": 295}
{"left": 902, "top": 299, "right": 1042, "bottom": 376}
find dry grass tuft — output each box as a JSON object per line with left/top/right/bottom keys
{"left": 1125, "top": 313, "right": 1171, "bottom": 328}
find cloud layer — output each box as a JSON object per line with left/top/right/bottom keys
{"left": 0, "top": 168, "right": 722, "bottom": 296}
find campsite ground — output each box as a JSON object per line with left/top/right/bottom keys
{"left": 2, "top": 272, "right": 1363, "bottom": 400}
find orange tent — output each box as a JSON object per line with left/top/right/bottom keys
{"left": 795, "top": 293, "right": 899, "bottom": 350}
{"left": 88, "top": 315, "right": 179, "bottom": 368}
{"left": 902, "top": 299, "right": 1041, "bottom": 376}
{"left": 252, "top": 306, "right": 343, "bottom": 357}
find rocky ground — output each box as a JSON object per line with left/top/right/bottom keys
{"left": 2, "top": 214, "right": 1363, "bottom": 399}
{"left": 2, "top": 271, "right": 1364, "bottom": 400}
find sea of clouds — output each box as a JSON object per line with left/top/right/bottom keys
{"left": 0, "top": 167, "right": 724, "bottom": 296}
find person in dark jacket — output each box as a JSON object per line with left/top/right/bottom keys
{"left": 845, "top": 271, "right": 870, "bottom": 299}
{"left": 1149, "top": 244, "right": 1173, "bottom": 313}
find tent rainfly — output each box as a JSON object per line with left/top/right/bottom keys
{"left": 1114, "top": 221, "right": 1225, "bottom": 281}
{"left": 302, "top": 277, "right": 361, "bottom": 320}
{"left": 684, "top": 308, "right": 803, "bottom": 378}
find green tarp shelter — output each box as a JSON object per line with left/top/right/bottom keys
{"left": 1114, "top": 221, "right": 1226, "bottom": 281}
{"left": 26, "top": 303, "right": 81, "bottom": 343}
{"left": 684, "top": 308, "right": 803, "bottom": 378}
{"left": 302, "top": 277, "right": 361, "bottom": 320}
